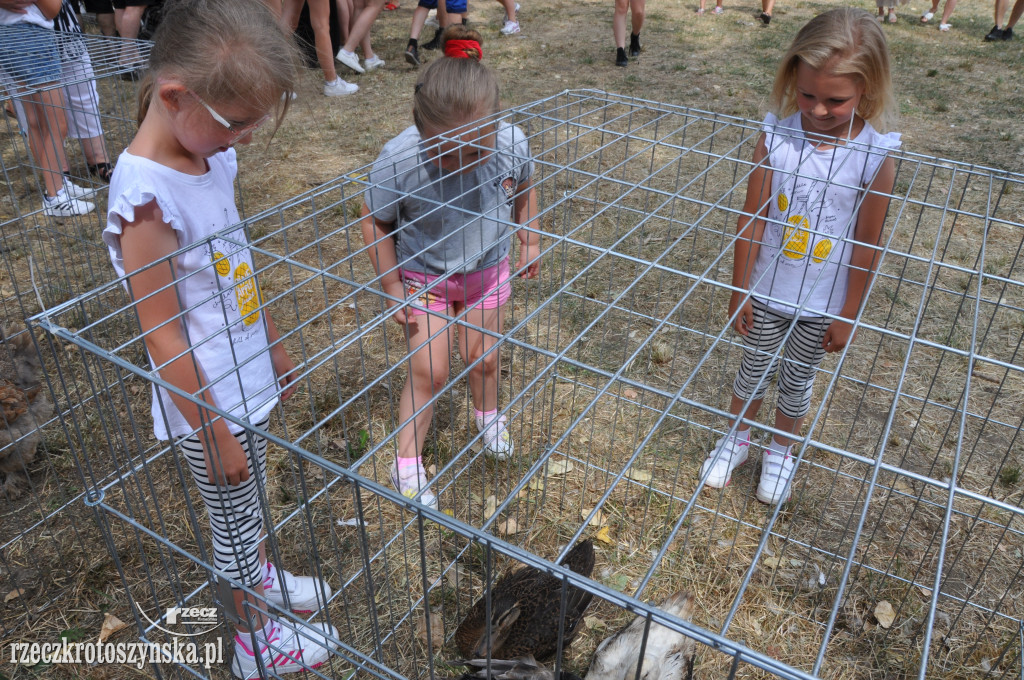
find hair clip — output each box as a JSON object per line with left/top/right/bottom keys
{"left": 414, "top": 83, "right": 423, "bottom": 93}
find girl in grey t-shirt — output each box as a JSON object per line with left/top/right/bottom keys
{"left": 362, "top": 27, "right": 540, "bottom": 508}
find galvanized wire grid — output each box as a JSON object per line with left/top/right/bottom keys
{"left": 30, "top": 90, "right": 1024, "bottom": 679}
{"left": 0, "top": 32, "right": 156, "bottom": 638}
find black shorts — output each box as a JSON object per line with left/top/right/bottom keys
{"left": 83, "top": 0, "right": 114, "bottom": 12}
{"left": 111, "top": 0, "right": 157, "bottom": 8}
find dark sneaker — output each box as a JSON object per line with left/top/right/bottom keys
{"left": 629, "top": 33, "right": 641, "bottom": 57}
{"left": 759, "top": 11, "right": 771, "bottom": 24}
{"left": 404, "top": 44, "right": 421, "bottom": 66}
{"left": 422, "top": 27, "right": 442, "bottom": 50}
{"left": 615, "top": 47, "right": 628, "bottom": 67}
{"left": 985, "top": 25, "right": 1004, "bottom": 40}
{"left": 1002, "top": 26, "right": 1014, "bottom": 39}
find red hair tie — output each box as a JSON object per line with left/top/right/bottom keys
{"left": 444, "top": 39, "right": 483, "bottom": 60}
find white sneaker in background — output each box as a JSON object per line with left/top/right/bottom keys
{"left": 500, "top": 19, "right": 521, "bottom": 34}
{"left": 43, "top": 189, "right": 95, "bottom": 217}
{"left": 335, "top": 48, "right": 365, "bottom": 74}
{"left": 756, "top": 446, "right": 797, "bottom": 505}
{"left": 699, "top": 430, "right": 750, "bottom": 488}
{"left": 231, "top": 620, "right": 338, "bottom": 679}
{"left": 323, "top": 77, "right": 359, "bottom": 97}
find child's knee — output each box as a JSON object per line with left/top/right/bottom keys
{"left": 468, "top": 346, "right": 500, "bottom": 377}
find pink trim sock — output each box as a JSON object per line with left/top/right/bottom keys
{"left": 474, "top": 408, "right": 498, "bottom": 422}
{"left": 397, "top": 456, "right": 423, "bottom": 469}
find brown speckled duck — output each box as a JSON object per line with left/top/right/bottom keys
{"left": 455, "top": 539, "right": 596, "bottom": 660}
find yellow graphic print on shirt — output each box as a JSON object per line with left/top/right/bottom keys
{"left": 777, "top": 192, "right": 789, "bottom": 212}
{"left": 782, "top": 215, "right": 810, "bottom": 259}
{"left": 233, "top": 262, "right": 261, "bottom": 326}
{"left": 811, "top": 238, "right": 832, "bottom": 264}
{"left": 212, "top": 251, "right": 230, "bottom": 277}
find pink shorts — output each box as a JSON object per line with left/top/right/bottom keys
{"left": 401, "top": 259, "right": 511, "bottom": 316}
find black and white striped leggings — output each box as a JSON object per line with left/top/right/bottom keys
{"left": 733, "top": 300, "right": 830, "bottom": 419}
{"left": 178, "top": 419, "right": 269, "bottom": 588}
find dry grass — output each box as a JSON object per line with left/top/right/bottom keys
{"left": 3, "top": 0, "right": 1024, "bottom": 679}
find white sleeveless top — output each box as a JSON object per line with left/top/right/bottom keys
{"left": 748, "top": 112, "right": 901, "bottom": 318}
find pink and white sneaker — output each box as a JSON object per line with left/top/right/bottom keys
{"left": 231, "top": 619, "right": 338, "bottom": 678}
{"left": 699, "top": 430, "right": 750, "bottom": 488}
{"left": 263, "top": 562, "right": 332, "bottom": 615}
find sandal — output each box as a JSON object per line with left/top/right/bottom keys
{"left": 939, "top": 22, "right": 951, "bottom": 30}
{"left": 696, "top": 7, "right": 704, "bottom": 14}
{"left": 384, "top": 1, "right": 399, "bottom": 9}
{"left": 921, "top": 10, "right": 934, "bottom": 21}
{"left": 759, "top": 11, "right": 771, "bottom": 24}
{"left": 88, "top": 162, "right": 114, "bottom": 183}
{"left": 887, "top": 12, "right": 897, "bottom": 22}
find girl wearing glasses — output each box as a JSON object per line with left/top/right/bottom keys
{"left": 102, "top": 0, "right": 338, "bottom": 676}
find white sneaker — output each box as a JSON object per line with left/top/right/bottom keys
{"left": 390, "top": 459, "right": 437, "bottom": 507}
{"left": 425, "top": 8, "right": 438, "bottom": 26}
{"left": 335, "top": 48, "right": 365, "bottom": 74}
{"left": 43, "top": 189, "right": 95, "bottom": 217}
{"left": 323, "top": 77, "right": 358, "bottom": 97}
{"left": 62, "top": 176, "right": 97, "bottom": 199}
{"left": 263, "top": 563, "right": 332, "bottom": 615}
{"left": 756, "top": 446, "right": 797, "bottom": 505}
{"left": 231, "top": 620, "right": 337, "bottom": 679}
{"left": 364, "top": 55, "right": 385, "bottom": 71}
{"left": 475, "top": 414, "right": 514, "bottom": 460}
{"left": 504, "top": 2, "right": 520, "bottom": 21}
{"left": 699, "top": 430, "right": 750, "bottom": 488}
{"left": 500, "top": 20, "right": 521, "bottom": 34}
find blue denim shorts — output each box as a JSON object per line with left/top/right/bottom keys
{"left": 0, "top": 24, "right": 62, "bottom": 90}
{"left": 418, "top": 0, "right": 468, "bottom": 13}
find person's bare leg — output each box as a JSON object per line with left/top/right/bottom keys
{"left": 994, "top": 0, "right": 1009, "bottom": 28}
{"left": 409, "top": 4, "right": 429, "bottom": 39}
{"left": 613, "top": 0, "right": 628, "bottom": 48}
{"left": 630, "top": 0, "right": 645, "bottom": 34}
{"left": 336, "top": 0, "right": 353, "bottom": 43}
{"left": 342, "top": 0, "right": 385, "bottom": 54}
{"left": 308, "top": 0, "right": 340, "bottom": 82}
{"left": 1006, "top": 0, "right": 1024, "bottom": 28}
{"left": 25, "top": 90, "right": 71, "bottom": 198}
{"left": 96, "top": 12, "right": 116, "bottom": 35}
{"left": 115, "top": 5, "right": 145, "bottom": 68}
{"left": 940, "top": 0, "right": 957, "bottom": 23}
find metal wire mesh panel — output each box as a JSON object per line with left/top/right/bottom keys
{"left": 30, "top": 91, "right": 1024, "bottom": 679}
{"left": 0, "top": 31, "right": 156, "bottom": 639}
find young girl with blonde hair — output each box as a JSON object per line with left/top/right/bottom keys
{"left": 363, "top": 25, "right": 540, "bottom": 507}
{"left": 102, "top": 0, "right": 338, "bottom": 675}
{"left": 700, "top": 8, "right": 901, "bottom": 505}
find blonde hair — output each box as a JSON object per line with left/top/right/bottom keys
{"left": 770, "top": 8, "right": 896, "bottom": 131}
{"left": 413, "top": 26, "right": 501, "bottom": 133}
{"left": 137, "top": 0, "right": 300, "bottom": 127}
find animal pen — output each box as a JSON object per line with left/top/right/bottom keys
{"left": 0, "top": 33, "right": 155, "bottom": 637}
{"left": 26, "top": 90, "right": 1024, "bottom": 679}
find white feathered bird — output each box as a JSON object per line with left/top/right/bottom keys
{"left": 585, "top": 591, "right": 696, "bottom": 680}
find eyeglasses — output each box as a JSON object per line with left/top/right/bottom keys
{"left": 188, "top": 90, "right": 271, "bottom": 143}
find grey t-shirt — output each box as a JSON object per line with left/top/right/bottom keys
{"left": 366, "top": 123, "right": 534, "bottom": 275}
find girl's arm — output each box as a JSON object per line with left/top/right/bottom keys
{"left": 120, "top": 202, "right": 251, "bottom": 486}
{"left": 513, "top": 180, "right": 540, "bottom": 279}
{"left": 264, "top": 312, "right": 298, "bottom": 401}
{"left": 360, "top": 202, "right": 411, "bottom": 325}
{"left": 730, "top": 134, "right": 773, "bottom": 336}
{"left": 822, "top": 155, "right": 895, "bottom": 353}
{"left": 35, "top": 0, "right": 62, "bottom": 19}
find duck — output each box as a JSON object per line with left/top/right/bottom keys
{"left": 454, "top": 539, "right": 596, "bottom": 660}
{"left": 584, "top": 591, "right": 696, "bottom": 680}
{"left": 461, "top": 655, "right": 584, "bottom": 680}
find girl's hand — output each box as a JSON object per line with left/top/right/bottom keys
{"left": 516, "top": 242, "right": 540, "bottom": 279}
{"left": 822, "top": 320, "right": 855, "bottom": 353}
{"left": 729, "top": 291, "right": 754, "bottom": 336}
{"left": 271, "top": 344, "right": 298, "bottom": 401}
{"left": 384, "top": 280, "right": 416, "bottom": 327}
{"left": 205, "top": 430, "right": 250, "bottom": 486}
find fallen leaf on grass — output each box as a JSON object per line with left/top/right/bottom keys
{"left": 623, "top": 388, "right": 638, "bottom": 399}
{"left": 874, "top": 601, "right": 896, "bottom": 629}
{"left": 497, "top": 518, "right": 521, "bottom": 535}
{"left": 625, "top": 468, "right": 652, "bottom": 483}
{"left": 760, "top": 555, "right": 783, "bottom": 570}
{"left": 581, "top": 507, "right": 608, "bottom": 528}
{"left": 594, "top": 526, "right": 614, "bottom": 545}
{"left": 415, "top": 609, "right": 445, "bottom": 648}
{"left": 528, "top": 477, "right": 545, "bottom": 491}
{"left": 546, "top": 459, "right": 574, "bottom": 476}
{"left": 98, "top": 613, "right": 128, "bottom": 644}
{"left": 4, "top": 588, "right": 24, "bottom": 602}
{"left": 483, "top": 495, "right": 497, "bottom": 520}
{"left": 584, "top": 616, "right": 606, "bottom": 631}
{"left": 337, "top": 517, "right": 363, "bottom": 527}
